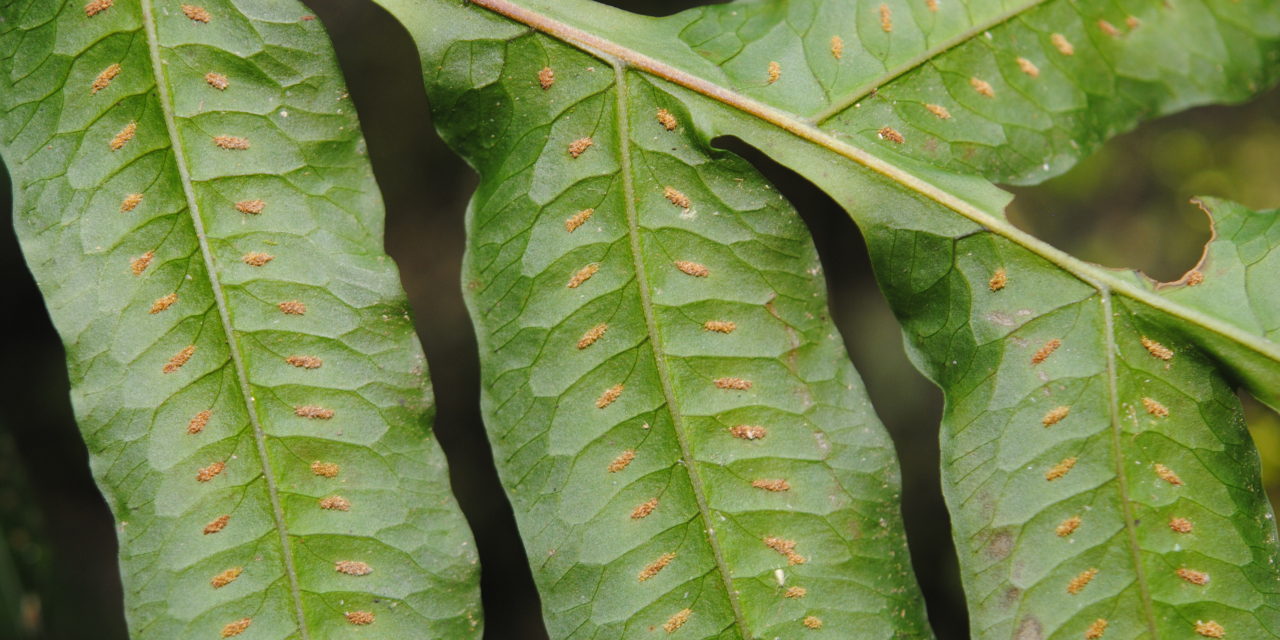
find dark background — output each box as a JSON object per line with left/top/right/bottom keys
{"left": 2, "top": 1, "right": 1278, "bottom": 638}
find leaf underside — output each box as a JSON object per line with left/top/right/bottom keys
{"left": 0, "top": 1, "right": 480, "bottom": 638}
{"left": 380, "top": 0, "right": 1280, "bottom": 638}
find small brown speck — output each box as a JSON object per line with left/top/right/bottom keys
{"left": 674, "top": 260, "right": 708, "bottom": 277}
{"left": 149, "top": 293, "right": 178, "bottom": 314}
{"left": 565, "top": 208, "right": 594, "bottom": 232}
{"left": 925, "top": 103, "right": 952, "bottom": 119}
{"left": 879, "top": 126, "right": 904, "bottom": 144}
{"left": 91, "top": 63, "right": 121, "bottom": 94}
{"left": 164, "top": 345, "right": 196, "bottom": 374}
{"left": 110, "top": 121, "right": 136, "bottom": 150}
{"left": 84, "top": 0, "right": 113, "bottom": 17}
{"left": 664, "top": 186, "right": 691, "bottom": 208}
{"left": 335, "top": 560, "right": 373, "bottom": 576}
{"left": 205, "top": 72, "right": 229, "bottom": 90}
{"left": 830, "top": 35, "right": 844, "bottom": 59}
{"left": 1085, "top": 618, "right": 1108, "bottom": 639}
{"left": 763, "top": 536, "right": 806, "bottom": 564}
{"left": 320, "top": 495, "right": 351, "bottom": 511}
{"left": 1141, "top": 337, "right": 1173, "bottom": 360}
{"left": 784, "top": 586, "right": 807, "bottom": 598}
{"left": 1097, "top": 19, "right": 1120, "bottom": 37}
{"left": 1066, "top": 567, "right": 1097, "bottom": 594}
{"left": 196, "top": 461, "right": 225, "bottom": 482}
{"left": 656, "top": 108, "right": 678, "bottom": 130}
{"left": 926, "top": 0, "right": 939, "bottom": 10}
{"left": 630, "top": 498, "right": 658, "bottom": 519}
{"left": 803, "top": 616, "right": 823, "bottom": 630}
{"left": 596, "top": 384, "right": 623, "bottom": 409}
{"left": 1051, "top": 33, "right": 1075, "bottom": 56}
{"left": 730, "top": 425, "right": 767, "bottom": 440}
{"left": 1042, "top": 406, "right": 1070, "bottom": 427}
{"left": 716, "top": 377, "right": 752, "bottom": 390}
{"left": 1142, "top": 397, "right": 1168, "bottom": 417}
{"left": 568, "top": 263, "right": 599, "bottom": 288}
{"left": 1032, "top": 338, "right": 1061, "bottom": 364}
{"left": 120, "top": 193, "right": 143, "bottom": 212}
{"left": 970, "top": 76, "right": 995, "bottom": 97}
{"left": 278, "top": 300, "right": 306, "bottom": 315}
{"left": 577, "top": 323, "right": 607, "bottom": 349}
{"left": 221, "top": 618, "right": 251, "bottom": 638}
{"left": 1169, "top": 517, "right": 1193, "bottom": 533}
{"left": 1125, "top": 16, "right": 1141, "bottom": 29}
{"left": 704, "top": 320, "right": 736, "bottom": 333}
{"left": 295, "top": 406, "right": 334, "bottom": 419}
{"left": 235, "top": 200, "right": 264, "bottom": 214}
{"left": 210, "top": 567, "right": 242, "bottom": 588}
{"left": 767, "top": 61, "right": 781, "bottom": 84}
{"left": 538, "top": 67, "right": 555, "bottom": 90}
{"left": 311, "top": 461, "right": 340, "bottom": 478}
{"left": 1016, "top": 57, "right": 1040, "bottom": 77}
{"left": 638, "top": 552, "right": 675, "bottom": 581}
{"left": 286, "top": 355, "right": 322, "bottom": 369}
{"left": 1194, "top": 621, "right": 1224, "bottom": 638}
{"left": 345, "top": 611, "right": 374, "bottom": 625}
{"left": 1186, "top": 270, "right": 1204, "bottom": 286}
{"left": 1154, "top": 463, "right": 1183, "bottom": 486}
{"left": 241, "top": 252, "right": 273, "bottom": 266}
{"left": 188, "top": 410, "right": 211, "bottom": 434}
{"left": 752, "top": 479, "right": 790, "bottom": 492}
{"left": 1045, "top": 457, "right": 1077, "bottom": 481}
{"left": 664, "top": 609, "right": 691, "bottom": 633}
{"left": 879, "top": 3, "right": 892, "bottom": 32}
{"left": 989, "top": 267, "right": 1007, "bottom": 291}
{"left": 1177, "top": 568, "right": 1209, "bottom": 585}
{"left": 181, "top": 5, "right": 210, "bottom": 23}
{"left": 204, "top": 514, "right": 230, "bottom": 534}
{"left": 607, "top": 450, "right": 635, "bottom": 473}
{"left": 1056, "top": 515, "right": 1081, "bottom": 537}
{"left": 568, "top": 137, "right": 594, "bottom": 158}
{"left": 213, "top": 135, "right": 249, "bottom": 150}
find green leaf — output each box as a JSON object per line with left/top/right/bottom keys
{"left": 0, "top": 1, "right": 481, "bottom": 637}
{"left": 378, "top": 0, "right": 1280, "bottom": 638}
{"left": 379, "top": 1, "right": 931, "bottom": 638}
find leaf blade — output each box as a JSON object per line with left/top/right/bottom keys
{"left": 0, "top": 1, "right": 481, "bottom": 637}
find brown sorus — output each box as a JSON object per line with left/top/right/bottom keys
{"left": 1031, "top": 338, "right": 1061, "bottom": 364}
{"left": 92, "top": 64, "right": 121, "bottom": 94}
{"left": 110, "top": 121, "right": 136, "bottom": 150}
{"left": 567, "top": 263, "right": 599, "bottom": 288}
{"left": 286, "top": 355, "right": 322, "bottom": 369}
{"left": 220, "top": 618, "right": 251, "bottom": 638}
{"left": 205, "top": 72, "right": 229, "bottom": 90}
{"left": 182, "top": 5, "right": 211, "bottom": 23}
{"left": 204, "top": 514, "right": 230, "bottom": 534}
{"left": 210, "top": 567, "right": 242, "bottom": 588}
{"left": 295, "top": 405, "right": 334, "bottom": 419}
{"left": 278, "top": 300, "right": 307, "bottom": 315}
{"left": 335, "top": 560, "right": 373, "bottom": 576}
{"left": 607, "top": 450, "right": 635, "bottom": 473}
{"left": 196, "top": 461, "right": 225, "bottom": 482}
{"left": 164, "top": 345, "right": 196, "bottom": 373}
{"left": 311, "top": 461, "right": 340, "bottom": 477}
{"left": 638, "top": 552, "right": 675, "bottom": 581}
{"left": 188, "top": 410, "right": 211, "bottom": 434}
{"left": 149, "top": 293, "right": 178, "bottom": 314}
{"left": 1066, "top": 568, "right": 1097, "bottom": 594}
{"left": 319, "top": 495, "right": 351, "bottom": 511}
{"left": 213, "top": 135, "right": 249, "bottom": 150}
{"left": 235, "top": 199, "right": 265, "bottom": 214}
{"left": 345, "top": 611, "right": 374, "bottom": 625}
{"left": 564, "top": 208, "right": 594, "bottom": 232}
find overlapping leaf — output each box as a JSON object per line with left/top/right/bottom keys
{"left": 0, "top": 1, "right": 481, "bottom": 637}
{"left": 380, "top": 1, "right": 931, "bottom": 638}
{"left": 380, "top": 0, "right": 1280, "bottom": 638}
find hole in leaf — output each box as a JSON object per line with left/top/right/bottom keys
{"left": 1005, "top": 86, "right": 1280, "bottom": 283}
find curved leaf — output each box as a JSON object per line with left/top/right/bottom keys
{"left": 379, "top": 1, "right": 931, "bottom": 638}
{"left": 0, "top": 1, "right": 481, "bottom": 637}
{"left": 378, "top": 0, "right": 1280, "bottom": 638}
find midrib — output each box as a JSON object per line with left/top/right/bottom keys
{"left": 138, "top": 2, "right": 310, "bottom": 636}
{"left": 469, "top": 0, "right": 1280, "bottom": 373}
{"left": 1100, "top": 292, "right": 1160, "bottom": 636}
{"left": 610, "top": 62, "right": 751, "bottom": 636}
